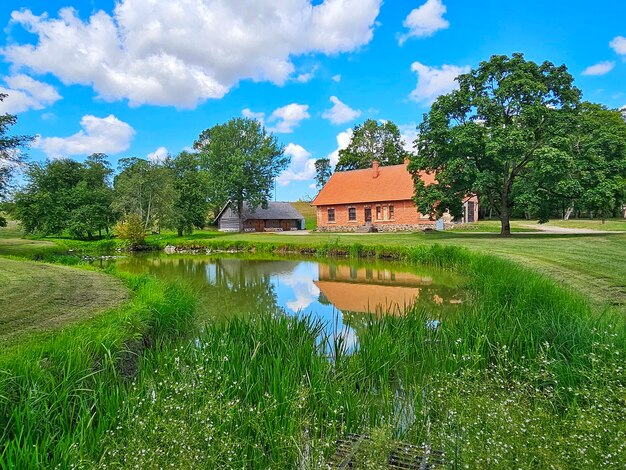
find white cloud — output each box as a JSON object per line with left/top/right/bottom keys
{"left": 610, "top": 36, "right": 626, "bottom": 55}
{"left": 398, "top": 123, "right": 418, "bottom": 153}
{"left": 322, "top": 96, "right": 361, "bottom": 124}
{"left": 409, "top": 62, "right": 470, "bottom": 103}
{"left": 326, "top": 128, "right": 353, "bottom": 166}
{"left": 399, "top": 0, "right": 449, "bottom": 45}
{"left": 0, "top": 74, "right": 61, "bottom": 114}
{"left": 332, "top": 74, "right": 342, "bottom": 83}
{"left": 147, "top": 146, "right": 169, "bottom": 163}
{"left": 33, "top": 114, "right": 135, "bottom": 158}
{"left": 242, "top": 108, "right": 266, "bottom": 124}
{"left": 581, "top": 61, "right": 615, "bottom": 76}
{"left": 4, "top": 1, "right": 382, "bottom": 108}
{"left": 267, "top": 103, "right": 310, "bottom": 133}
{"left": 277, "top": 143, "right": 316, "bottom": 186}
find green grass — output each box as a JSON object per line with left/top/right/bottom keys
{"left": 291, "top": 200, "right": 317, "bottom": 229}
{"left": 3, "top": 217, "right": 626, "bottom": 467}
{"left": 93, "top": 245, "right": 626, "bottom": 468}
{"left": 0, "top": 270, "right": 196, "bottom": 468}
{"left": 536, "top": 217, "right": 626, "bottom": 231}
{"left": 0, "top": 258, "right": 129, "bottom": 346}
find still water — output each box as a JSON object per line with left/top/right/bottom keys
{"left": 116, "top": 255, "right": 464, "bottom": 350}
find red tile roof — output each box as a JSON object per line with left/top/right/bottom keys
{"left": 311, "top": 162, "right": 434, "bottom": 206}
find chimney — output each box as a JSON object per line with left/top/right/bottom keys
{"left": 372, "top": 160, "right": 380, "bottom": 178}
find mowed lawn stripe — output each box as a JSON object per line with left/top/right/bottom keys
{"left": 0, "top": 257, "right": 129, "bottom": 345}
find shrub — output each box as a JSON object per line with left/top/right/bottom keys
{"left": 114, "top": 214, "right": 146, "bottom": 247}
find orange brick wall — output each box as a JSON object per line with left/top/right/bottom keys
{"left": 316, "top": 200, "right": 429, "bottom": 228}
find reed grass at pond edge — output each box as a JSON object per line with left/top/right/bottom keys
{"left": 2, "top": 242, "right": 624, "bottom": 468}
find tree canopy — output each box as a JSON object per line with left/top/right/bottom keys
{"left": 314, "top": 158, "right": 332, "bottom": 189}
{"left": 13, "top": 155, "right": 115, "bottom": 238}
{"left": 165, "top": 151, "right": 210, "bottom": 236}
{"left": 0, "top": 94, "right": 34, "bottom": 226}
{"left": 194, "top": 117, "right": 288, "bottom": 229}
{"left": 410, "top": 53, "right": 582, "bottom": 236}
{"left": 335, "top": 119, "right": 410, "bottom": 171}
{"left": 112, "top": 157, "right": 176, "bottom": 232}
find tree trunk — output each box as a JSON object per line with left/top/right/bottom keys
{"left": 177, "top": 227, "right": 183, "bottom": 237}
{"left": 237, "top": 200, "right": 244, "bottom": 232}
{"left": 500, "top": 206, "right": 512, "bottom": 237}
{"left": 564, "top": 205, "right": 574, "bottom": 221}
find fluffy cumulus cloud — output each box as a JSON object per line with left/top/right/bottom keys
{"left": 581, "top": 61, "right": 615, "bottom": 76}
{"left": 147, "top": 146, "right": 169, "bottom": 162}
{"left": 267, "top": 103, "right": 310, "bottom": 133}
{"left": 3, "top": 1, "right": 382, "bottom": 108}
{"left": 326, "top": 128, "right": 353, "bottom": 166}
{"left": 0, "top": 74, "right": 61, "bottom": 114}
{"left": 277, "top": 143, "right": 316, "bottom": 186}
{"left": 322, "top": 96, "right": 361, "bottom": 124}
{"left": 33, "top": 114, "right": 135, "bottom": 158}
{"left": 399, "top": 0, "right": 449, "bottom": 45}
{"left": 243, "top": 103, "right": 310, "bottom": 133}
{"left": 409, "top": 62, "right": 470, "bottom": 103}
{"left": 610, "top": 36, "right": 626, "bottom": 55}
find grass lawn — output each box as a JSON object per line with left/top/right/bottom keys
{"left": 0, "top": 218, "right": 129, "bottom": 345}
{"left": 0, "top": 257, "right": 129, "bottom": 346}
{"left": 534, "top": 218, "right": 626, "bottom": 231}
{"left": 290, "top": 200, "right": 317, "bottom": 229}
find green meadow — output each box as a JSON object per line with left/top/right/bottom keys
{"left": 1, "top": 220, "right": 625, "bottom": 468}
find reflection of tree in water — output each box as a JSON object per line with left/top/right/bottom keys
{"left": 207, "top": 259, "right": 280, "bottom": 319}
{"left": 117, "top": 256, "right": 283, "bottom": 319}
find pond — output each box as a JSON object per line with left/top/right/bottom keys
{"left": 115, "top": 254, "right": 465, "bottom": 350}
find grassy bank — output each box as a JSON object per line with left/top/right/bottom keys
{"left": 0, "top": 257, "right": 129, "bottom": 346}
{"left": 0, "top": 270, "right": 196, "bottom": 468}
{"left": 3, "top": 223, "right": 626, "bottom": 467}
{"left": 93, "top": 244, "right": 626, "bottom": 468}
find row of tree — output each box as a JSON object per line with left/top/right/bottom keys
{"left": 3, "top": 117, "right": 288, "bottom": 239}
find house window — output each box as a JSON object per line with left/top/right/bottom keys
{"left": 348, "top": 207, "right": 356, "bottom": 221}
{"left": 376, "top": 205, "right": 382, "bottom": 220}
{"left": 389, "top": 205, "right": 395, "bottom": 220}
{"left": 328, "top": 208, "right": 335, "bottom": 223}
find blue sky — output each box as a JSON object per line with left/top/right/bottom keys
{"left": 1, "top": 0, "right": 625, "bottom": 201}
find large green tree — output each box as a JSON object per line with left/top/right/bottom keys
{"left": 314, "top": 158, "right": 332, "bottom": 189}
{"left": 13, "top": 156, "right": 114, "bottom": 238}
{"left": 335, "top": 119, "right": 410, "bottom": 171}
{"left": 411, "top": 53, "right": 581, "bottom": 236}
{"left": 194, "top": 118, "right": 288, "bottom": 230}
{"left": 112, "top": 158, "right": 176, "bottom": 232}
{"left": 568, "top": 103, "right": 626, "bottom": 221}
{"left": 165, "top": 151, "right": 210, "bottom": 236}
{"left": 0, "top": 94, "right": 34, "bottom": 226}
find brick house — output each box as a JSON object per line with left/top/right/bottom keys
{"left": 311, "top": 160, "right": 478, "bottom": 232}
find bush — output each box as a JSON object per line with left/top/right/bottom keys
{"left": 114, "top": 214, "right": 146, "bottom": 247}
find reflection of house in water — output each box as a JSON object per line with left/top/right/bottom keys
{"left": 314, "top": 264, "right": 460, "bottom": 315}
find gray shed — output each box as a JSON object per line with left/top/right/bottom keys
{"left": 216, "top": 201, "right": 305, "bottom": 232}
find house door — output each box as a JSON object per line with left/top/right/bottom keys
{"left": 467, "top": 202, "right": 475, "bottom": 223}
{"left": 364, "top": 207, "right": 372, "bottom": 223}
{"left": 255, "top": 220, "right": 265, "bottom": 232}
{"left": 281, "top": 220, "right": 291, "bottom": 231}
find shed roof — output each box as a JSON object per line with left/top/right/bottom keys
{"left": 311, "top": 162, "right": 435, "bottom": 206}
{"left": 217, "top": 201, "right": 305, "bottom": 221}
